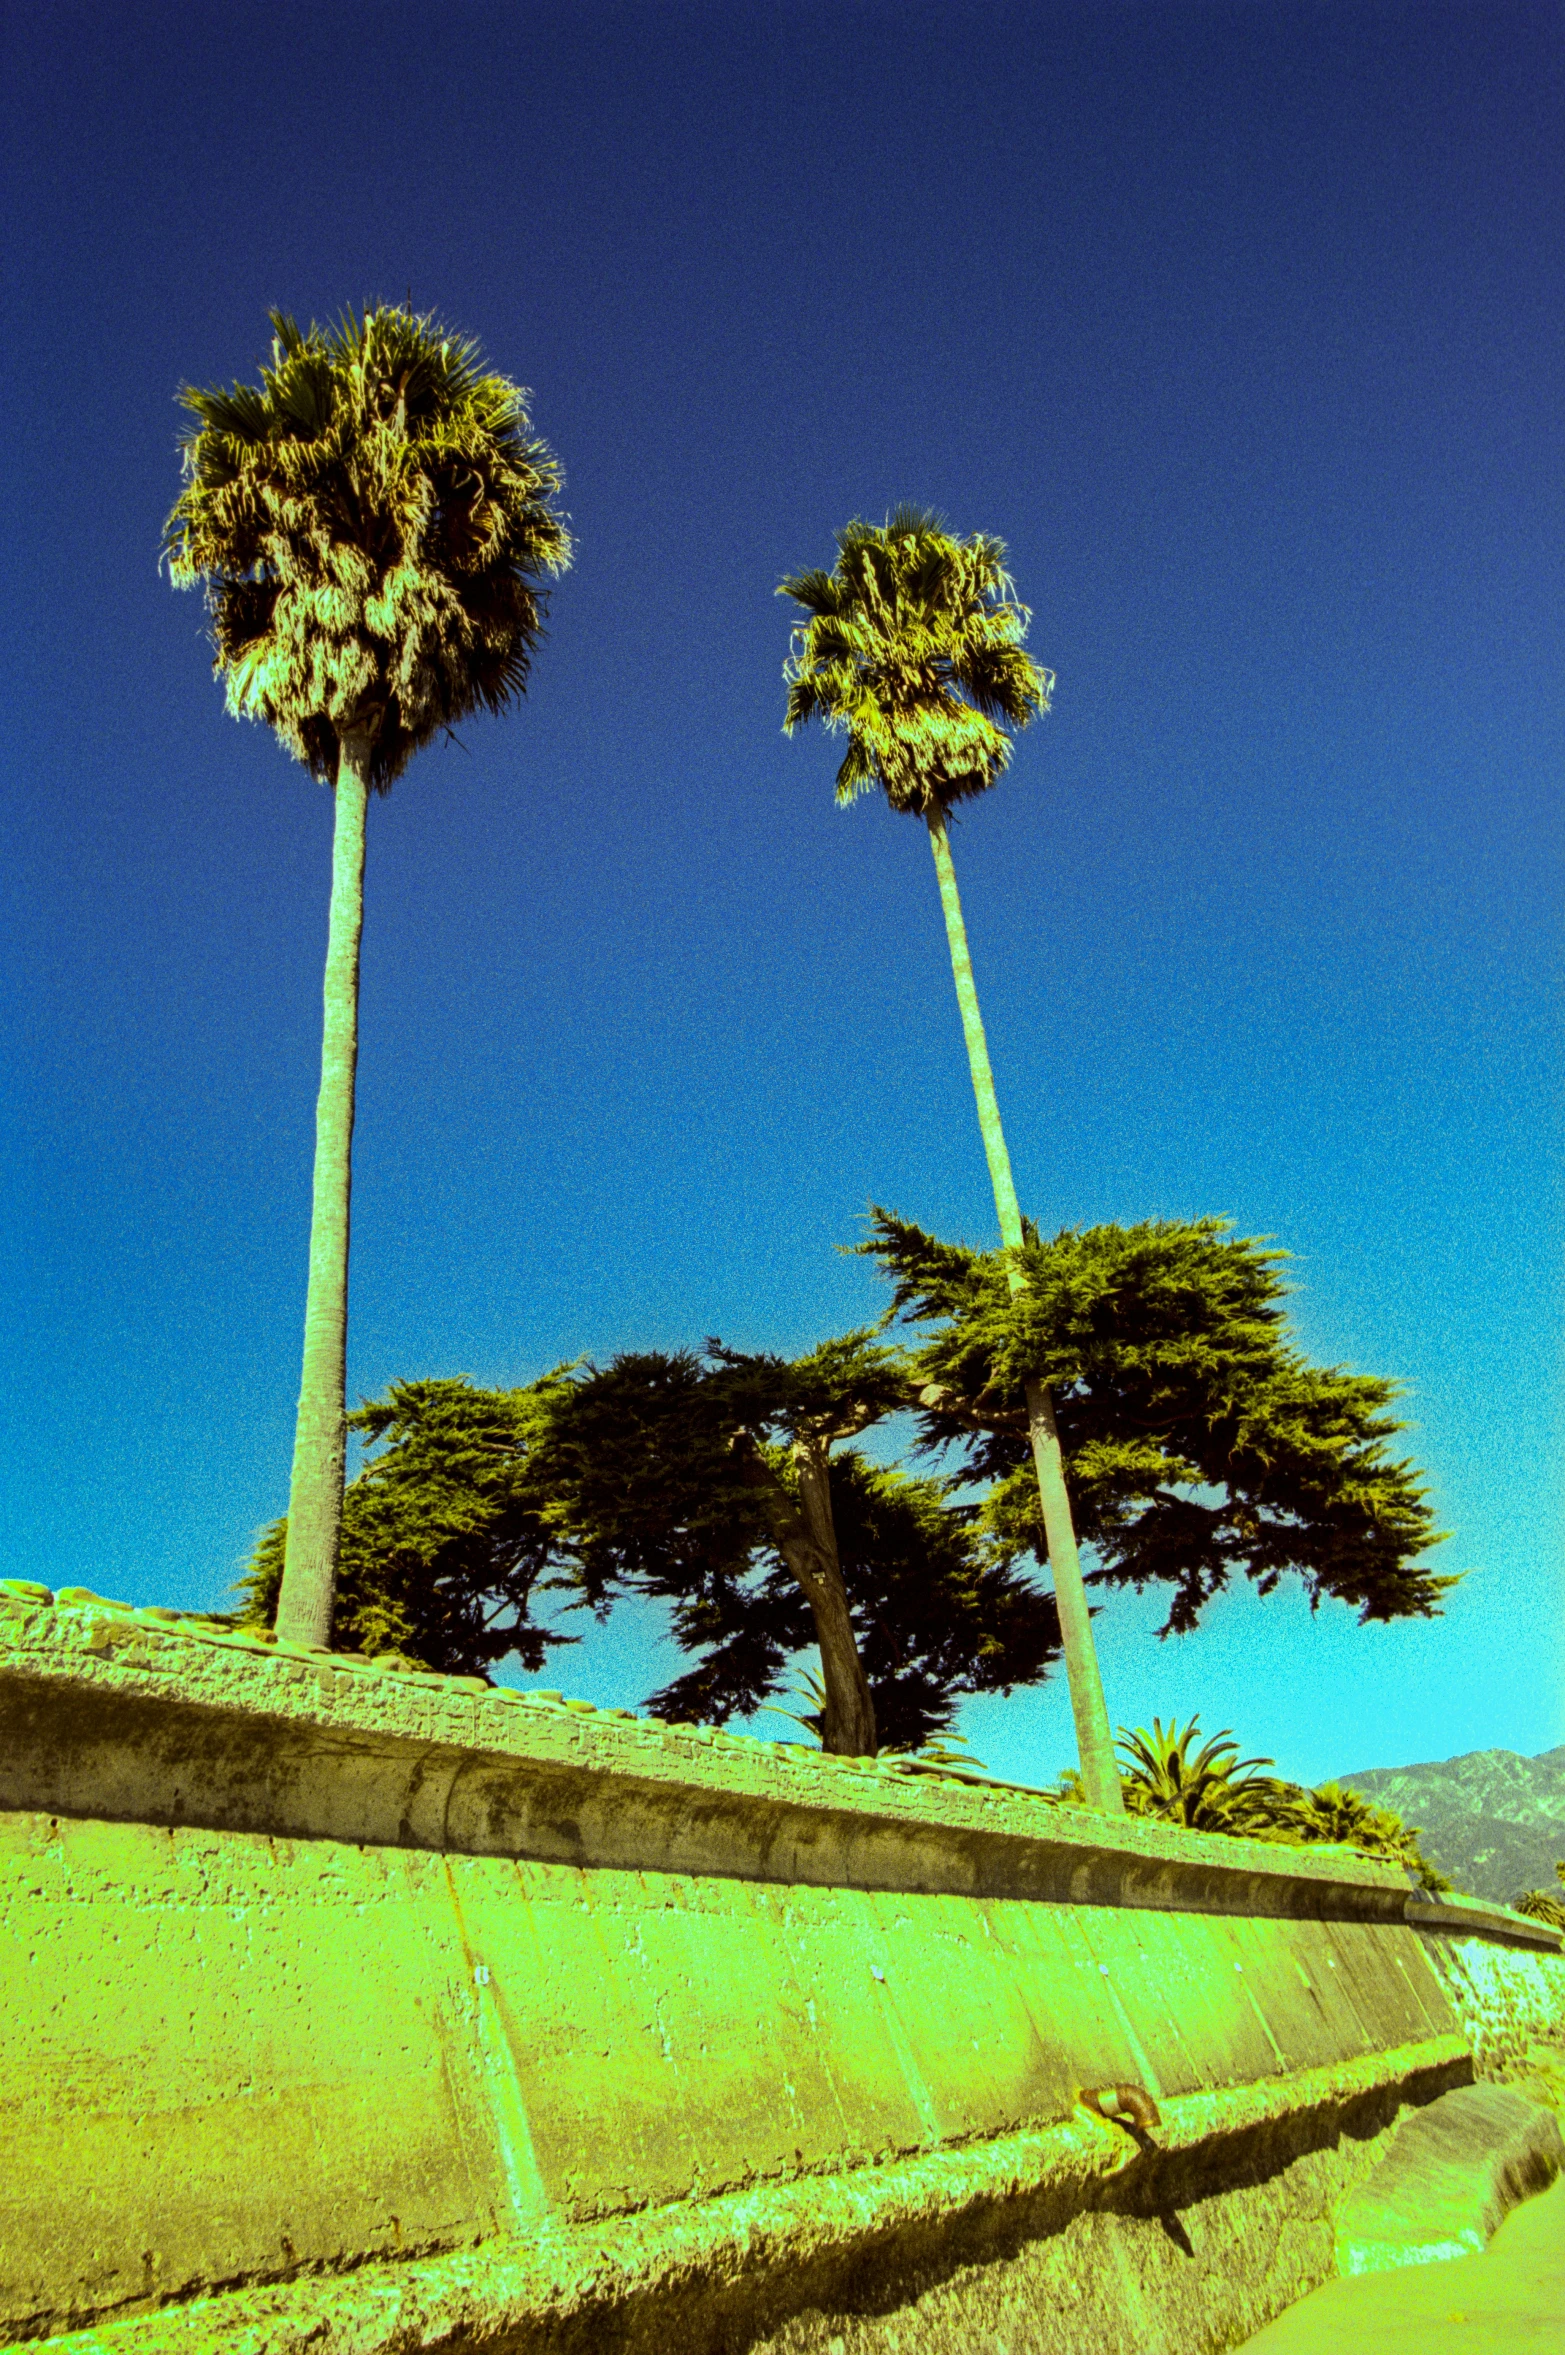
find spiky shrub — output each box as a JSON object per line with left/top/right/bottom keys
{"left": 1112, "top": 1718, "right": 1299, "bottom": 1834}
{"left": 1290, "top": 1781, "right": 1453, "bottom": 1892}
{"left": 165, "top": 306, "right": 570, "bottom": 1646}
{"left": 1516, "top": 1863, "right": 1565, "bottom": 1929}
{"left": 1051, "top": 1720, "right": 1453, "bottom": 1890}
{"left": 164, "top": 306, "right": 571, "bottom": 786}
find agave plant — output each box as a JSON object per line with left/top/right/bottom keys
{"left": 881, "top": 1728, "right": 991, "bottom": 1775}
{"left": 1114, "top": 1717, "right": 1301, "bottom": 1834}
{"left": 1053, "top": 1717, "right": 1453, "bottom": 1889}
{"left": 759, "top": 1664, "right": 832, "bottom": 1744}
{"left": 1516, "top": 1862, "right": 1565, "bottom": 1929}
{"left": 760, "top": 1666, "right": 989, "bottom": 1775}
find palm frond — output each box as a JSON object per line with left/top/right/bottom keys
{"left": 165, "top": 302, "right": 571, "bottom": 788}
{"left": 778, "top": 508, "right": 1050, "bottom": 821}
{"left": 885, "top": 502, "right": 945, "bottom": 540}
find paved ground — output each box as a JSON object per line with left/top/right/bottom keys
{"left": 1237, "top": 2170, "right": 1565, "bottom": 2352}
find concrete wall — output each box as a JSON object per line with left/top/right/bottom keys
{"left": 2, "top": 1589, "right": 1559, "bottom": 2355}
{"left": 1412, "top": 1898, "right": 1565, "bottom": 2109}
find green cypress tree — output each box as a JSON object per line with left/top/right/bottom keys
{"left": 863, "top": 1207, "right": 1456, "bottom": 1640}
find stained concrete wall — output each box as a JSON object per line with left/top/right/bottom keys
{"left": 1413, "top": 1900, "right": 1565, "bottom": 2111}
{"left": 2, "top": 1590, "right": 1559, "bottom": 2355}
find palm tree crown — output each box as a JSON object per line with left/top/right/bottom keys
{"left": 163, "top": 305, "right": 571, "bottom": 789}
{"left": 780, "top": 506, "right": 1052, "bottom": 816}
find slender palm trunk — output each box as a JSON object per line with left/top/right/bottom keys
{"left": 925, "top": 811, "right": 1123, "bottom": 1813}
{"left": 275, "top": 730, "right": 371, "bottom": 1648}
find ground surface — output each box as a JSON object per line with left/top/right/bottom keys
{"left": 1237, "top": 2169, "right": 1565, "bottom": 2352}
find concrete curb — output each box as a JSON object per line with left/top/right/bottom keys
{"left": 1335, "top": 2081, "right": 1564, "bottom": 2273}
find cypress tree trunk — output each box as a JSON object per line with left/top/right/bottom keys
{"left": 275, "top": 730, "right": 371, "bottom": 1648}
{"left": 925, "top": 810, "right": 1123, "bottom": 1813}
{"left": 791, "top": 1436, "right": 878, "bottom": 1754}
{"left": 732, "top": 1436, "right": 878, "bottom": 1754}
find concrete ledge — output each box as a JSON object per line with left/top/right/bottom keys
{"left": 28, "top": 2044, "right": 1470, "bottom": 2355}
{"left": 0, "top": 1597, "right": 1436, "bottom": 1922}
{"left": 1408, "top": 1893, "right": 1563, "bottom": 1955}
{"left": 1334, "top": 2081, "right": 1563, "bottom": 2274}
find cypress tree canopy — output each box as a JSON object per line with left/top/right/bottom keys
{"left": 622, "top": 1445, "right": 1062, "bottom": 1749}
{"left": 241, "top": 1344, "right": 1062, "bottom": 1747}
{"left": 528, "top": 1337, "right": 1061, "bottom": 1748}
{"left": 163, "top": 305, "right": 570, "bottom": 788}
{"left": 240, "top": 1376, "right": 576, "bottom": 1678}
{"left": 862, "top": 1208, "right": 1458, "bottom": 1635}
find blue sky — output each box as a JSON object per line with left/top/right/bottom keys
{"left": 3, "top": 0, "right": 1559, "bottom": 1786}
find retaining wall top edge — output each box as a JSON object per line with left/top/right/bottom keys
{"left": 1407, "top": 1893, "right": 1564, "bottom": 1952}
{"left": 3, "top": 1595, "right": 1542, "bottom": 1943}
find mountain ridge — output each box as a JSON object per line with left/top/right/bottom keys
{"left": 1333, "top": 1743, "right": 1565, "bottom": 1905}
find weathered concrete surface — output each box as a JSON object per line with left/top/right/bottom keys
{"left": 1238, "top": 2167, "right": 1565, "bottom": 2353}
{"left": 5, "top": 2059, "right": 1471, "bottom": 2355}
{"left": 2, "top": 1591, "right": 1560, "bottom": 2355}
{"left": 1334, "top": 2082, "right": 1563, "bottom": 2272}
{"left": 1416, "top": 1905, "right": 1565, "bottom": 2115}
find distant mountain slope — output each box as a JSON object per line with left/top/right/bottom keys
{"left": 1333, "top": 1745, "right": 1565, "bottom": 1905}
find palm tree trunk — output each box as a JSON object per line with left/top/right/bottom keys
{"left": 274, "top": 730, "right": 371, "bottom": 1648}
{"left": 925, "top": 811, "right": 1123, "bottom": 1813}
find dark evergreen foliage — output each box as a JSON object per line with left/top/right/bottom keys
{"left": 239, "top": 1375, "right": 576, "bottom": 1677}
{"left": 538, "top": 1337, "right": 1061, "bottom": 1748}
{"left": 240, "top": 1211, "right": 1452, "bottom": 1727}
{"left": 239, "top": 1341, "right": 1062, "bottom": 1741}
{"left": 632, "top": 1446, "right": 1061, "bottom": 1749}
{"left": 860, "top": 1208, "right": 1456, "bottom": 1634}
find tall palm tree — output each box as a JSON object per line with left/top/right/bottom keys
{"left": 165, "top": 306, "right": 570, "bottom": 1649}
{"left": 779, "top": 507, "right": 1122, "bottom": 1810}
